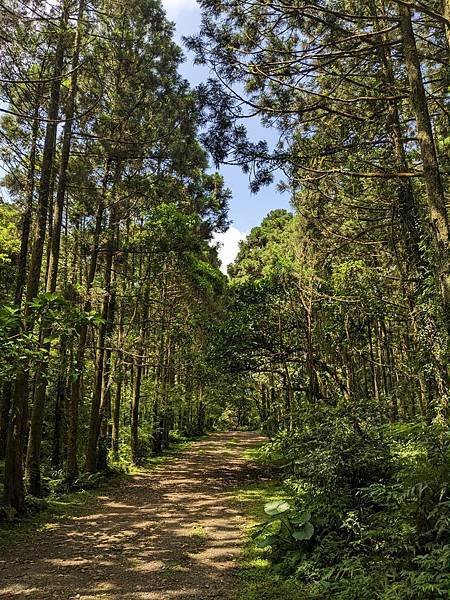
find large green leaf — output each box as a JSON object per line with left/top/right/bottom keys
{"left": 250, "top": 525, "right": 268, "bottom": 539}
{"left": 290, "top": 510, "right": 311, "bottom": 526}
{"left": 292, "top": 522, "right": 314, "bottom": 541}
{"left": 264, "top": 500, "right": 290, "bottom": 516}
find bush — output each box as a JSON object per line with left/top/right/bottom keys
{"left": 254, "top": 410, "right": 450, "bottom": 599}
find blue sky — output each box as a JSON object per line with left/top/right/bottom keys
{"left": 162, "top": 0, "right": 291, "bottom": 269}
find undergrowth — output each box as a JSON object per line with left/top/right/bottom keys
{"left": 234, "top": 481, "right": 307, "bottom": 600}
{"left": 238, "top": 417, "right": 450, "bottom": 600}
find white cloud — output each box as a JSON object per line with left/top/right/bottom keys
{"left": 212, "top": 226, "right": 247, "bottom": 275}
{"left": 162, "top": 0, "right": 198, "bottom": 18}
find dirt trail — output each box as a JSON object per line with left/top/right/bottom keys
{"left": 0, "top": 431, "right": 266, "bottom": 600}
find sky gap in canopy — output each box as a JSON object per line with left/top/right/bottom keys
{"left": 162, "top": 0, "right": 292, "bottom": 270}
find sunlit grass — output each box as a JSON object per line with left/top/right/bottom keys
{"left": 242, "top": 443, "right": 283, "bottom": 467}
{"left": 226, "top": 437, "right": 240, "bottom": 446}
{"left": 189, "top": 524, "right": 208, "bottom": 538}
{"left": 232, "top": 481, "right": 307, "bottom": 600}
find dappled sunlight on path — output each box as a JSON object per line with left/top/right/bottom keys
{"left": 0, "top": 432, "right": 267, "bottom": 600}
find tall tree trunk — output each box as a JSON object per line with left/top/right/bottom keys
{"left": 51, "top": 352, "right": 67, "bottom": 470}
{"left": 111, "top": 301, "right": 125, "bottom": 459}
{"left": 47, "top": 0, "right": 85, "bottom": 293}
{"left": 442, "top": 0, "right": 450, "bottom": 52}
{"left": 131, "top": 283, "right": 148, "bottom": 465}
{"left": 0, "top": 84, "right": 42, "bottom": 461}
{"left": 66, "top": 161, "right": 111, "bottom": 481}
{"left": 85, "top": 270, "right": 112, "bottom": 472}
{"left": 96, "top": 273, "right": 117, "bottom": 471}
{"left": 372, "top": 0, "right": 422, "bottom": 270}
{"left": 25, "top": 0, "right": 84, "bottom": 496}
{"left": 111, "top": 376, "right": 122, "bottom": 459}
{"left": 399, "top": 5, "right": 450, "bottom": 335}
{"left": 131, "top": 354, "right": 143, "bottom": 465}
{"left": 4, "top": 2, "right": 69, "bottom": 509}
{"left": 306, "top": 304, "right": 320, "bottom": 402}
{"left": 14, "top": 91, "right": 41, "bottom": 309}
{"left": 0, "top": 383, "right": 11, "bottom": 459}
{"left": 85, "top": 195, "right": 118, "bottom": 473}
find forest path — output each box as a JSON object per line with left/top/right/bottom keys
{"left": 0, "top": 431, "right": 267, "bottom": 600}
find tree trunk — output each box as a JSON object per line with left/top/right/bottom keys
{"left": 85, "top": 195, "right": 118, "bottom": 473}
{"left": 0, "top": 73, "right": 41, "bottom": 467}
{"left": 25, "top": 0, "right": 84, "bottom": 496}
{"left": 131, "top": 281, "right": 149, "bottom": 464}
{"left": 111, "top": 301, "right": 124, "bottom": 460}
{"left": 306, "top": 305, "right": 320, "bottom": 402}
{"left": 131, "top": 355, "right": 143, "bottom": 465}
{"left": 14, "top": 91, "right": 41, "bottom": 309}
{"left": 96, "top": 278, "right": 117, "bottom": 470}
{"left": 442, "top": 0, "right": 450, "bottom": 53}
{"left": 111, "top": 376, "right": 122, "bottom": 459}
{"left": 4, "top": 2, "right": 69, "bottom": 509}
{"left": 47, "top": 0, "right": 85, "bottom": 293}
{"left": 0, "top": 382, "right": 12, "bottom": 459}
{"left": 85, "top": 279, "right": 111, "bottom": 473}
{"left": 25, "top": 332, "right": 49, "bottom": 496}
{"left": 66, "top": 162, "right": 110, "bottom": 481}
{"left": 3, "top": 372, "right": 29, "bottom": 512}
{"left": 51, "top": 363, "right": 66, "bottom": 470}
{"left": 399, "top": 5, "right": 450, "bottom": 335}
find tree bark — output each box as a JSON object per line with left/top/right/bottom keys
{"left": 131, "top": 281, "right": 148, "bottom": 464}
{"left": 51, "top": 357, "right": 66, "bottom": 469}
{"left": 96, "top": 274, "right": 117, "bottom": 471}
{"left": 84, "top": 265, "right": 112, "bottom": 473}
{"left": 85, "top": 194, "right": 118, "bottom": 473}
{"left": 0, "top": 383, "right": 11, "bottom": 459}
{"left": 47, "top": 0, "right": 85, "bottom": 293}
{"left": 66, "top": 161, "right": 110, "bottom": 481}
{"left": 4, "top": 1, "right": 69, "bottom": 509}
{"left": 111, "top": 301, "right": 125, "bottom": 459}
{"left": 25, "top": 0, "right": 84, "bottom": 496}
{"left": 442, "top": 0, "right": 450, "bottom": 53}
{"left": 14, "top": 92, "right": 41, "bottom": 309}
{"left": 131, "top": 354, "right": 143, "bottom": 465}
{"left": 399, "top": 5, "right": 450, "bottom": 334}
{"left": 0, "top": 80, "right": 42, "bottom": 461}
{"left": 111, "top": 376, "right": 122, "bottom": 459}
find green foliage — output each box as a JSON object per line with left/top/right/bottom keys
{"left": 251, "top": 418, "right": 450, "bottom": 600}
{"left": 251, "top": 500, "right": 314, "bottom": 567}
{"left": 0, "top": 294, "right": 102, "bottom": 379}
{"left": 183, "top": 251, "right": 227, "bottom": 297}
{"left": 228, "top": 209, "right": 294, "bottom": 283}
{"left": 51, "top": 471, "right": 108, "bottom": 495}
{"left": 0, "top": 203, "right": 19, "bottom": 266}
{"left": 234, "top": 481, "right": 308, "bottom": 600}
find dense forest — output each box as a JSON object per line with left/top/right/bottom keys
{"left": 0, "top": 1, "right": 449, "bottom": 599}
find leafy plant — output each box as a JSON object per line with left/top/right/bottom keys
{"left": 251, "top": 500, "right": 314, "bottom": 565}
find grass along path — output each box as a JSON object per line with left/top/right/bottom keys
{"left": 234, "top": 482, "right": 306, "bottom": 600}
{"left": 0, "top": 431, "right": 267, "bottom": 600}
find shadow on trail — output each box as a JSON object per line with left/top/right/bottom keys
{"left": 0, "top": 431, "right": 269, "bottom": 600}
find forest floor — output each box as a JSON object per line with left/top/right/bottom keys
{"left": 0, "top": 431, "right": 270, "bottom": 600}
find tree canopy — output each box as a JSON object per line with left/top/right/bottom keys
{"left": 0, "top": 1, "right": 449, "bottom": 598}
